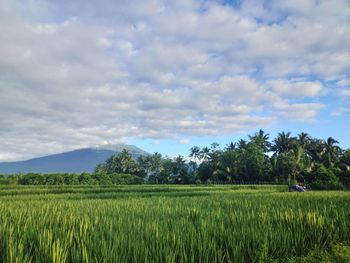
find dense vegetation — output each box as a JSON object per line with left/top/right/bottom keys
{"left": 96, "top": 130, "right": 350, "bottom": 189}
{"left": 0, "top": 173, "right": 143, "bottom": 185}
{"left": 0, "top": 185, "right": 349, "bottom": 262}
{"left": 2, "top": 130, "right": 350, "bottom": 189}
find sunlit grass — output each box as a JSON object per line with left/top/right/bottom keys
{"left": 0, "top": 185, "right": 349, "bottom": 262}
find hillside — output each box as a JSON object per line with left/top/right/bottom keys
{"left": 0, "top": 145, "right": 148, "bottom": 174}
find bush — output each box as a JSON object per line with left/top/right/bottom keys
{"left": 309, "top": 165, "right": 344, "bottom": 190}
{"left": 309, "top": 181, "right": 344, "bottom": 190}
{"left": 110, "top": 173, "right": 144, "bottom": 185}
{"left": 337, "top": 170, "right": 350, "bottom": 189}
{"left": 92, "top": 173, "right": 112, "bottom": 185}
{"left": 18, "top": 173, "right": 45, "bottom": 185}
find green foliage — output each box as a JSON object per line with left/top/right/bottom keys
{"left": 95, "top": 149, "right": 140, "bottom": 175}
{"left": 309, "top": 165, "right": 344, "bottom": 190}
{"left": 197, "top": 161, "right": 214, "bottom": 182}
{"left": 0, "top": 175, "right": 17, "bottom": 185}
{"left": 109, "top": 173, "right": 144, "bottom": 184}
{"left": 78, "top": 172, "right": 94, "bottom": 184}
{"left": 18, "top": 173, "right": 45, "bottom": 185}
{"left": 292, "top": 243, "right": 350, "bottom": 262}
{"left": 310, "top": 181, "right": 344, "bottom": 190}
{"left": 240, "top": 141, "right": 268, "bottom": 181}
{"left": 13, "top": 172, "right": 143, "bottom": 185}
{"left": 185, "top": 130, "right": 348, "bottom": 187}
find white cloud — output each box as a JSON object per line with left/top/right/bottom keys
{"left": 274, "top": 103, "right": 325, "bottom": 122}
{"left": 337, "top": 79, "right": 350, "bottom": 87}
{"left": 331, "top": 107, "right": 350, "bottom": 116}
{"left": 267, "top": 79, "right": 324, "bottom": 98}
{"left": 339, "top": 89, "right": 350, "bottom": 97}
{"left": 1, "top": 0, "right": 348, "bottom": 160}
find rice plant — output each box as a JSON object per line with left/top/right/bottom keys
{"left": 0, "top": 185, "right": 349, "bottom": 262}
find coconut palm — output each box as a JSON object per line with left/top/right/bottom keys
{"left": 271, "top": 132, "right": 296, "bottom": 155}
{"left": 189, "top": 146, "right": 201, "bottom": 162}
{"left": 324, "top": 137, "right": 340, "bottom": 167}
{"left": 225, "top": 142, "right": 236, "bottom": 151}
{"left": 298, "top": 132, "right": 310, "bottom": 148}
{"left": 248, "top": 129, "right": 271, "bottom": 153}
{"left": 237, "top": 139, "right": 248, "bottom": 150}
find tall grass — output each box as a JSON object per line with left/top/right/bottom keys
{"left": 0, "top": 185, "right": 349, "bottom": 262}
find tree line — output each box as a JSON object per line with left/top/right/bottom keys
{"left": 1, "top": 130, "right": 349, "bottom": 189}
{"left": 0, "top": 172, "right": 143, "bottom": 185}
{"left": 94, "top": 130, "right": 350, "bottom": 189}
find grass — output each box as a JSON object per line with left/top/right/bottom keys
{"left": 0, "top": 185, "right": 349, "bottom": 262}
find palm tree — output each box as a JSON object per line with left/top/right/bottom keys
{"left": 225, "top": 142, "right": 236, "bottom": 151}
{"left": 200, "top": 147, "right": 210, "bottom": 161}
{"left": 149, "top": 152, "right": 163, "bottom": 183}
{"left": 271, "top": 132, "right": 296, "bottom": 155}
{"left": 305, "top": 138, "right": 325, "bottom": 164}
{"left": 324, "top": 137, "right": 340, "bottom": 168}
{"left": 173, "top": 155, "right": 188, "bottom": 183}
{"left": 248, "top": 129, "right": 271, "bottom": 153}
{"left": 237, "top": 139, "right": 248, "bottom": 150}
{"left": 340, "top": 150, "right": 350, "bottom": 171}
{"left": 118, "top": 149, "right": 139, "bottom": 174}
{"left": 189, "top": 146, "right": 201, "bottom": 162}
{"left": 210, "top": 142, "right": 220, "bottom": 151}
{"left": 298, "top": 132, "right": 310, "bottom": 148}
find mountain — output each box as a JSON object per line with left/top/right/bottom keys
{"left": 0, "top": 144, "right": 149, "bottom": 174}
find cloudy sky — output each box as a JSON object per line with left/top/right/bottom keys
{"left": 0, "top": 0, "right": 350, "bottom": 161}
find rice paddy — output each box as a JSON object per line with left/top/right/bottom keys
{"left": 0, "top": 185, "right": 349, "bottom": 262}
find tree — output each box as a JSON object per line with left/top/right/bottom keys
{"left": 237, "top": 139, "right": 248, "bottom": 150}
{"left": 172, "top": 155, "right": 191, "bottom": 184}
{"left": 272, "top": 153, "right": 295, "bottom": 183}
{"left": 305, "top": 138, "right": 325, "bottom": 164}
{"left": 189, "top": 146, "right": 201, "bottom": 162}
{"left": 78, "top": 173, "right": 93, "bottom": 184}
{"left": 309, "top": 164, "right": 344, "bottom": 190}
{"left": 148, "top": 153, "right": 163, "bottom": 184}
{"left": 248, "top": 129, "right": 271, "bottom": 153}
{"left": 340, "top": 150, "right": 350, "bottom": 171}
{"left": 271, "top": 132, "right": 296, "bottom": 155}
{"left": 96, "top": 149, "right": 140, "bottom": 175}
{"left": 219, "top": 149, "right": 240, "bottom": 183}
{"left": 137, "top": 155, "right": 151, "bottom": 178}
{"left": 298, "top": 132, "right": 310, "bottom": 148}
{"left": 197, "top": 162, "right": 214, "bottom": 182}
{"left": 240, "top": 142, "right": 267, "bottom": 182}
{"left": 158, "top": 158, "right": 174, "bottom": 183}
{"left": 200, "top": 147, "right": 211, "bottom": 161}
{"left": 324, "top": 137, "right": 340, "bottom": 168}
{"left": 225, "top": 142, "right": 236, "bottom": 151}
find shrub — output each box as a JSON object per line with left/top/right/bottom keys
{"left": 110, "top": 173, "right": 144, "bottom": 185}
{"left": 92, "top": 173, "right": 112, "bottom": 185}
{"left": 309, "top": 165, "right": 344, "bottom": 190}
{"left": 309, "top": 181, "right": 344, "bottom": 190}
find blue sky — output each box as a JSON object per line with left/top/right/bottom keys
{"left": 0, "top": 0, "right": 349, "bottom": 160}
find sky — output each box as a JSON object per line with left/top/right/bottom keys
{"left": 0, "top": 0, "right": 350, "bottom": 161}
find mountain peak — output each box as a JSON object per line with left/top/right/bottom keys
{"left": 0, "top": 145, "right": 149, "bottom": 174}
{"left": 94, "top": 143, "right": 149, "bottom": 155}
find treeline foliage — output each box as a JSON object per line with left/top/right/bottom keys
{"left": 95, "top": 150, "right": 193, "bottom": 184}
{"left": 95, "top": 131, "right": 350, "bottom": 189}
{"left": 0, "top": 173, "right": 143, "bottom": 185}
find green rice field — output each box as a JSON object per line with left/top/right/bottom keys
{"left": 0, "top": 185, "right": 349, "bottom": 262}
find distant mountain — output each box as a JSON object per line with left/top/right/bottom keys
{"left": 0, "top": 144, "right": 149, "bottom": 174}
